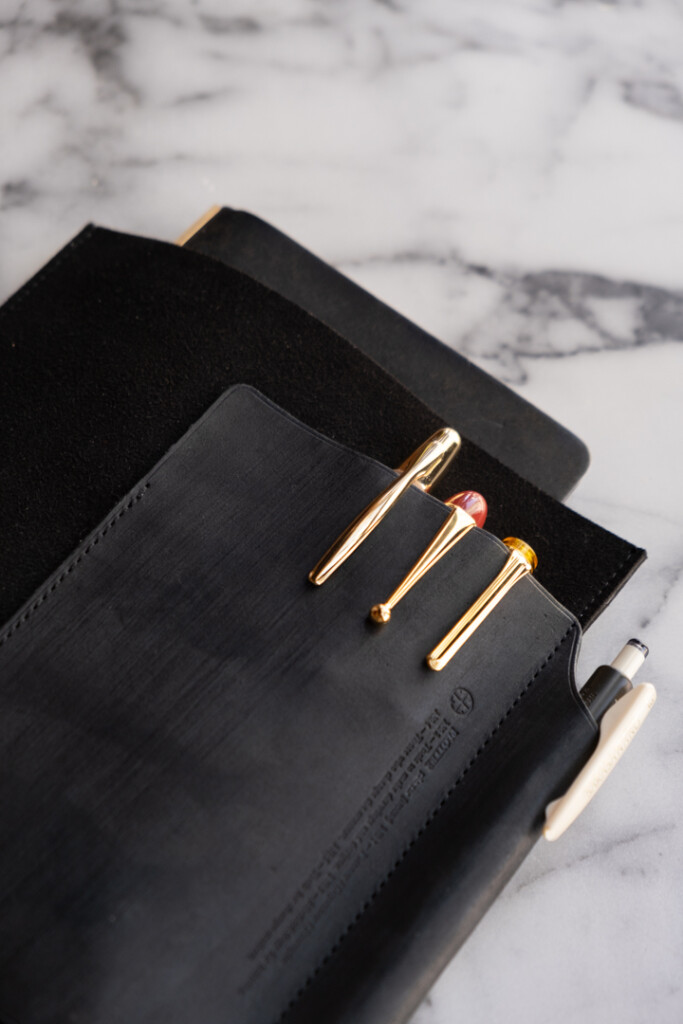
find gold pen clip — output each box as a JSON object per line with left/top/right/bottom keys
{"left": 427, "top": 537, "right": 537, "bottom": 671}
{"left": 309, "top": 427, "right": 461, "bottom": 586}
{"left": 369, "top": 490, "right": 487, "bottom": 624}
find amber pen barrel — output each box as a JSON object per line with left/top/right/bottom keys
{"left": 427, "top": 538, "right": 537, "bottom": 671}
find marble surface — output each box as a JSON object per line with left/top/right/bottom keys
{"left": 1, "top": 1, "right": 681, "bottom": 1022}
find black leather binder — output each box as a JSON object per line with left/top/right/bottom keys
{"left": 0, "top": 386, "right": 599, "bottom": 1024}
{"left": 0, "top": 224, "right": 645, "bottom": 1024}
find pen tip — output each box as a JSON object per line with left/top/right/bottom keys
{"left": 628, "top": 638, "right": 649, "bottom": 658}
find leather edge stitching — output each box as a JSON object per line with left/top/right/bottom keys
{"left": 279, "top": 536, "right": 641, "bottom": 1019}
{"left": 276, "top": 621, "right": 577, "bottom": 1022}
{"left": 0, "top": 225, "right": 96, "bottom": 324}
{"left": 0, "top": 483, "right": 150, "bottom": 649}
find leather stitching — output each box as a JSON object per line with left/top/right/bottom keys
{"left": 575, "top": 546, "right": 643, "bottom": 625}
{"left": 0, "top": 225, "right": 96, "bottom": 324}
{"left": 0, "top": 483, "right": 150, "bottom": 649}
{"left": 276, "top": 620, "right": 575, "bottom": 1022}
{"left": 278, "top": 542, "right": 640, "bottom": 1020}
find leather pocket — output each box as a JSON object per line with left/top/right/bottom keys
{"left": 0, "top": 386, "right": 598, "bottom": 1024}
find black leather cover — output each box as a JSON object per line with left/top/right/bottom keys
{"left": 184, "top": 208, "right": 589, "bottom": 499}
{"left": 0, "top": 226, "right": 643, "bottom": 631}
{"left": 0, "top": 387, "right": 598, "bottom": 1024}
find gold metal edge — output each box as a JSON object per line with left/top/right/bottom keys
{"left": 175, "top": 205, "right": 222, "bottom": 246}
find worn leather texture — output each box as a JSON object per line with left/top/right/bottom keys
{"left": 0, "top": 226, "right": 643, "bottom": 632}
{"left": 184, "top": 207, "right": 589, "bottom": 499}
{"left": 0, "top": 387, "right": 598, "bottom": 1024}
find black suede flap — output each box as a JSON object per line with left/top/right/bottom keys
{"left": 0, "top": 387, "right": 598, "bottom": 1024}
{"left": 0, "top": 227, "right": 643, "bottom": 631}
{"left": 185, "top": 207, "right": 589, "bottom": 499}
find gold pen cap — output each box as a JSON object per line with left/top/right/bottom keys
{"left": 369, "top": 491, "right": 487, "bottom": 624}
{"left": 427, "top": 536, "right": 537, "bottom": 671}
{"left": 309, "top": 427, "right": 460, "bottom": 586}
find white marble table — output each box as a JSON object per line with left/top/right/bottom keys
{"left": 1, "top": 2, "right": 681, "bottom": 1022}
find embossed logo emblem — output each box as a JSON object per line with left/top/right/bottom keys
{"left": 450, "top": 687, "right": 474, "bottom": 716}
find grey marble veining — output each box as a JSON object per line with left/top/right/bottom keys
{"left": 1, "top": 1, "right": 682, "bottom": 1022}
